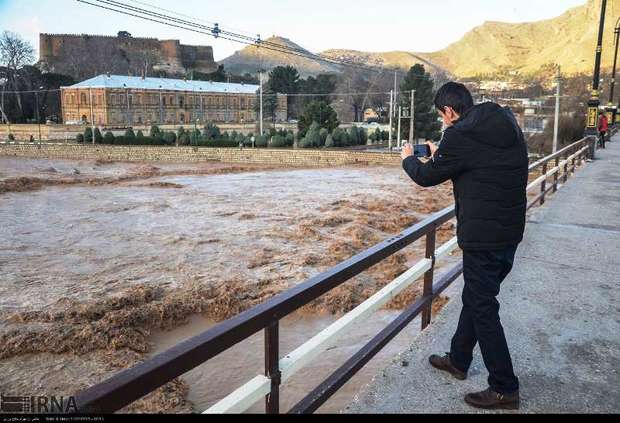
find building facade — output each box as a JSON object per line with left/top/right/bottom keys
{"left": 60, "top": 75, "right": 287, "bottom": 126}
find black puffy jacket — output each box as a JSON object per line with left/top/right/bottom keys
{"left": 403, "top": 102, "right": 529, "bottom": 251}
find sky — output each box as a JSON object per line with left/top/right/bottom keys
{"left": 0, "top": 0, "right": 587, "bottom": 61}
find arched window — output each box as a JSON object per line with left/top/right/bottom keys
{"left": 80, "top": 93, "right": 87, "bottom": 105}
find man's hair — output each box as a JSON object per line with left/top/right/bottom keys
{"left": 434, "top": 82, "right": 474, "bottom": 115}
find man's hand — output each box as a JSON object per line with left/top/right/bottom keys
{"left": 401, "top": 143, "right": 414, "bottom": 160}
{"left": 426, "top": 141, "right": 439, "bottom": 158}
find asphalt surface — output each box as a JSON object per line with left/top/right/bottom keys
{"left": 346, "top": 135, "right": 620, "bottom": 414}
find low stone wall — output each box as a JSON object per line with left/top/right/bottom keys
{"left": 0, "top": 143, "right": 401, "bottom": 167}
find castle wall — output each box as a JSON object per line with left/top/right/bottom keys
{"left": 39, "top": 33, "right": 217, "bottom": 78}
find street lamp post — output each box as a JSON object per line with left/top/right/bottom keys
{"left": 586, "top": 0, "right": 607, "bottom": 141}
{"left": 610, "top": 18, "right": 620, "bottom": 125}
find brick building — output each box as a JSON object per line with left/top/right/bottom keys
{"left": 60, "top": 74, "right": 287, "bottom": 126}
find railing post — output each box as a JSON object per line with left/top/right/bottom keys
{"left": 540, "top": 162, "right": 548, "bottom": 205}
{"left": 563, "top": 152, "right": 569, "bottom": 184}
{"left": 421, "top": 227, "right": 436, "bottom": 330}
{"left": 553, "top": 156, "right": 560, "bottom": 193}
{"left": 265, "top": 322, "right": 281, "bottom": 414}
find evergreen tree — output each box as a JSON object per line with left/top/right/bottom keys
{"left": 103, "top": 131, "right": 115, "bottom": 144}
{"left": 125, "top": 128, "right": 136, "bottom": 140}
{"left": 298, "top": 101, "right": 339, "bottom": 137}
{"left": 399, "top": 64, "right": 442, "bottom": 142}
{"left": 94, "top": 127, "right": 103, "bottom": 144}
{"left": 149, "top": 125, "right": 161, "bottom": 138}
{"left": 267, "top": 66, "right": 300, "bottom": 119}
{"left": 84, "top": 127, "right": 93, "bottom": 144}
{"left": 254, "top": 87, "right": 279, "bottom": 125}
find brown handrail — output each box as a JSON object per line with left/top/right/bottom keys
{"left": 75, "top": 207, "right": 455, "bottom": 413}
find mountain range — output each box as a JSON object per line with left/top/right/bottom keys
{"left": 220, "top": 0, "right": 620, "bottom": 79}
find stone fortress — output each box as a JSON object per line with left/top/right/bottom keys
{"left": 39, "top": 31, "right": 218, "bottom": 79}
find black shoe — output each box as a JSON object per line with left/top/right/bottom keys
{"left": 429, "top": 353, "right": 467, "bottom": 381}
{"left": 464, "top": 388, "right": 520, "bottom": 410}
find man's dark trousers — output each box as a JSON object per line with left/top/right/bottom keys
{"left": 450, "top": 245, "right": 520, "bottom": 394}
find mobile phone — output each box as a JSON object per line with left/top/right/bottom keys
{"left": 413, "top": 144, "right": 431, "bottom": 158}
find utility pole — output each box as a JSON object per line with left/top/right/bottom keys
{"left": 586, "top": 0, "right": 607, "bottom": 139}
{"left": 409, "top": 90, "right": 416, "bottom": 145}
{"left": 553, "top": 67, "right": 561, "bottom": 154}
{"left": 397, "top": 106, "right": 402, "bottom": 148}
{"left": 388, "top": 90, "right": 393, "bottom": 151}
{"left": 609, "top": 18, "right": 620, "bottom": 125}
{"left": 35, "top": 88, "right": 42, "bottom": 148}
{"left": 259, "top": 70, "right": 264, "bottom": 136}
{"left": 89, "top": 87, "right": 95, "bottom": 145}
{"left": 392, "top": 70, "right": 398, "bottom": 150}
{"left": 159, "top": 87, "right": 163, "bottom": 124}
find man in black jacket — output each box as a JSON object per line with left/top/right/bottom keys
{"left": 401, "top": 82, "right": 528, "bottom": 410}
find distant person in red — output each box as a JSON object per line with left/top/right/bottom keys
{"left": 598, "top": 112, "right": 608, "bottom": 149}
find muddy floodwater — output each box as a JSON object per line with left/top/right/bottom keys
{"left": 0, "top": 157, "right": 457, "bottom": 413}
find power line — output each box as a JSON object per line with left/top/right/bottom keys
{"left": 76, "top": 0, "right": 437, "bottom": 79}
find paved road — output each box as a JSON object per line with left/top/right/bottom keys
{"left": 346, "top": 135, "right": 620, "bottom": 414}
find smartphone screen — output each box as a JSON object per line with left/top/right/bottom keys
{"left": 413, "top": 144, "right": 431, "bottom": 158}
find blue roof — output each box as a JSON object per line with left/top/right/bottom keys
{"left": 64, "top": 74, "right": 260, "bottom": 94}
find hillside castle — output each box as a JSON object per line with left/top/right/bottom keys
{"left": 39, "top": 32, "right": 218, "bottom": 79}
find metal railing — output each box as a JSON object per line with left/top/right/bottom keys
{"left": 526, "top": 136, "right": 596, "bottom": 210}
{"left": 73, "top": 136, "right": 596, "bottom": 415}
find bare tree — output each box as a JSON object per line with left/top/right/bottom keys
{"left": 0, "top": 31, "right": 35, "bottom": 122}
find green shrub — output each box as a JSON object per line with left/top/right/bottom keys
{"left": 285, "top": 131, "right": 295, "bottom": 147}
{"left": 84, "top": 127, "right": 93, "bottom": 143}
{"left": 137, "top": 130, "right": 145, "bottom": 139}
{"left": 349, "top": 126, "right": 360, "bottom": 146}
{"left": 76, "top": 133, "right": 84, "bottom": 143}
{"left": 125, "top": 128, "right": 136, "bottom": 141}
{"left": 301, "top": 122, "right": 322, "bottom": 148}
{"left": 103, "top": 131, "right": 115, "bottom": 144}
{"left": 271, "top": 134, "right": 287, "bottom": 148}
{"left": 234, "top": 132, "right": 246, "bottom": 145}
{"left": 113, "top": 136, "right": 126, "bottom": 145}
{"left": 243, "top": 133, "right": 254, "bottom": 147}
{"left": 331, "top": 128, "right": 345, "bottom": 147}
{"left": 319, "top": 128, "right": 328, "bottom": 147}
{"left": 190, "top": 129, "right": 201, "bottom": 146}
{"left": 178, "top": 133, "right": 190, "bottom": 146}
{"left": 177, "top": 126, "right": 186, "bottom": 140}
{"left": 149, "top": 125, "right": 161, "bottom": 138}
{"left": 360, "top": 128, "right": 368, "bottom": 145}
{"left": 325, "top": 134, "right": 335, "bottom": 148}
{"left": 255, "top": 134, "right": 268, "bottom": 148}
{"left": 94, "top": 128, "right": 103, "bottom": 144}
{"left": 164, "top": 132, "right": 176, "bottom": 146}
{"left": 203, "top": 122, "right": 221, "bottom": 140}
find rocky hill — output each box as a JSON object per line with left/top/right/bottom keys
{"left": 220, "top": 36, "right": 341, "bottom": 77}
{"left": 424, "top": 0, "right": 620, "bottom": 77}
{"left": 220, "top": 0, "right": 620, "bottom": 78}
